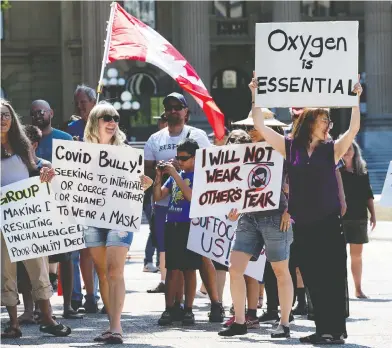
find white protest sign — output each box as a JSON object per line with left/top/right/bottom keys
{"left": 380, "top": 161, "right": 392, "bottom": 207}
{"left": 187, "top": 216, "right": 266, "bottom": 282}
{"left": 189, "top": 142, "right": 283, "bottom": 218}
{"left": 255, "top": 21, "right": 359, "bottom": 107}
{"left": 51, "top": 140, "right": 144, "bottom": 231}
{"left": 1, "top": 177, "right": 86, "bottom": 262}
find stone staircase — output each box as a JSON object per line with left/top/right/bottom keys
{"left": 362, "top": 149, "right": 392, "bottom": 194}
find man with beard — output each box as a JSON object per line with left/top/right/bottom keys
{"left": 31, "top": 100, "right": 73, "bottom": 161}
{"left": 144, "top": 93, "right": 225, "bottom": 322}
{"left": 67, "top": 85, "right": 96, "bottom": 141}
{"left": 30, "top": 100, "right": 83, "bottom": 320}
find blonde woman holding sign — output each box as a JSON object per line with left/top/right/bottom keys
{"left": 250, "top": 73, "right": 362, "bottom": 345}
{"left": 83, "top": 102, "right": 152, "bottom": 344}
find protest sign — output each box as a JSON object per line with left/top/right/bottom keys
{"left": 380, "top": 161, "right": 392, "bottom": 207}
{"left": 189, "top": 142, "right": 283, "bottom": 218}
{"left": 187, "top": 216, "right": 266, "bottom": 282}
{"left": 51, "top": 140, "right": 144, "bottom": 231}
{"left": 255, "top": 21, "right": 359, "bottom": 108}
{"left": 1, "top": 177, "right": 86, "bottom": 262}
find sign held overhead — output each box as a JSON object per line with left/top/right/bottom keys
{"left": 255, "top": 21, "right": 359, "bottom": 108}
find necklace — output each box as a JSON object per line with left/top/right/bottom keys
{"left": 1, "top": 145, "right": 13, "bottom": 159}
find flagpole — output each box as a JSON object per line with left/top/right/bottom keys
{"left": 96, "top": 2, "right": 116, "bottom": 103}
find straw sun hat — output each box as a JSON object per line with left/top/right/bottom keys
{"left": 232, "top": 108, "right": 288, "bottom": 128}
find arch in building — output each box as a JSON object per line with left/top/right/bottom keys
{"left": 211, "top": 67, "right": 251, "bottom": 124}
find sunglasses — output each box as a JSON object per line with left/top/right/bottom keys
{"left": 1, "top": 113, "right": 12, "bottom": 121}
{"left": 99, "top": 115, "right": 120, "bottom": 123}
{"left": 235, "top": 126, "right": 256, "bottom": 132}
{"left": 30, "top": 110, "right": 47, "bottom": 118}
{"left": 164, "top": 105, "right": 184, "bottom": 112}
{"left": 175, "top": 155, "right": 193, "bottom": 162}
{"left": 227, "top": 136, "right": 250, "bottom": 145}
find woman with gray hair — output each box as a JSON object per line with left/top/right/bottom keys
{"left": 340, "top": 139, "right": 376, "bottom": 299}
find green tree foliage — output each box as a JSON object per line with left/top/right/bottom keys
{"left": 1, "top": 0, "right": 11, "bottom": 11}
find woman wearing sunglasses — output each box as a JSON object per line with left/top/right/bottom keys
{"left": 83, "top": 102, "right": 152, "bottom": 344}
{"left": 250, "top": 73, "right": 363, "bottom": 344}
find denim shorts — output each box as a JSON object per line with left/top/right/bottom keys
{"left": 232, "top": 213, "right": 293, "bottom": 262}
{"left": 84, "top": 227, "right": 134, "bottom": 248}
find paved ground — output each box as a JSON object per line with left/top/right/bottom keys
{"left": 1, "top": 221, "right": 392, "bottom": 348}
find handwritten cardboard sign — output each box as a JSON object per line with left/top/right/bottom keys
{"left": 255, "top": 21, "right": 359, "bottom": 107}
{"left": 380, "top": 161, "right": 392, "bottom": 207}
{"left": 189, "top": 142, "right": 283, "bottom": 218}
{"left": 187, "top": 216, "right": 266, "bottom": 282}
{"left": 51, "top": 140, "right": 144, "bottom": 231}
{"left": 1, "top": 177, "right": 86, "bottom": 262}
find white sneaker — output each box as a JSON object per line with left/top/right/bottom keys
{"left": 143, "top": 263, "right": 159, "bottom": 273}
{"left": 195, "top": 290, "right": 208, "bottom": 298}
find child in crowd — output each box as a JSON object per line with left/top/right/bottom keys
{"left": 153, "top": 138, "right": 202, "bottom": 326}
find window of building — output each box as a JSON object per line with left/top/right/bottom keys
{"left": 301, "top": 1, "right": 350, "bottom": 17}
{"left": 214, "top": 1, "right": 245, "bottom": 18}
{"left": 222, "top": 70, "right": 237, "bottom": 88}
{"left": 123, "top": 0, "right": 156, "bottom": 29}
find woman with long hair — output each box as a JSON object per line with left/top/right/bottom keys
{"left": 1, "top": 99, "right": 71, "bottom": 338}
{"left": 219, "top": 112, "right": 294, "bottom": 339}
{"left": 340, "top": 139, "right": 376, "bottom": 299}
{"left": 82, "top": 102, "right": 152, "bottom": 344}
{"left": 251, "top": 73, "right": 362, "bottom": 344}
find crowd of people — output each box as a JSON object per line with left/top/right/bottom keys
{"left": 1, "top": 73, "right": 377, "bottom": 345}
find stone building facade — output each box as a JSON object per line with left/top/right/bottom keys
{"left": 1, "top": 1, "right": 391, "bottom": 191}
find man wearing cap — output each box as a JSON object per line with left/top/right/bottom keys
{"left": 144, "top": 92, "right": 224, "bottom": 322}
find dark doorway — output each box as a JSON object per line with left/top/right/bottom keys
{"left": 211, "top": 68, "right": 251, "bottom": 126}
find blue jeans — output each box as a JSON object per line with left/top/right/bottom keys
{"left": 143, "top": 192, "right": 158, "bottom": 266}
{"left": 71, "top": 250, "right": 100, "bottom": 302}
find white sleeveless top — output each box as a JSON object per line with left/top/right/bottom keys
{"left": 1, "top": 155, "right": 30, "bottom": 187}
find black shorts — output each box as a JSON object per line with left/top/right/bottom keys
{"left": 49, "top": 252, "right": 72, "bottom": 263}
{"left": 213, "top": 260, "right": 229, "bottom": 271}
{"left": 164, "top": 222, "right": 202, "bottom": 271}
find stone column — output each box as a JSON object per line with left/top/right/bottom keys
{"left": 272, "top": 1, "right": 301, "bottom": 122}
{"left": 178, "top": 1, "right": 210, "bottom": 130}
{"left": 364, "top": 2, "right": 392, "bottom": 144}
{"left": 363, "top": 1, "right": 392, "bottom": 192}
{"left": 272, "top": 1, "right": 301, "bottom": 22}
{"left": 81, "top": 1, "right": 111, "bottom": 89}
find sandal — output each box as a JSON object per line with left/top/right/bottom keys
{"left": 34, "top": 311, "right": 56, "bottom": 322}
{"left": 93, "top": 330, "right": 112, "bottom": 342}
{"left": 106, "top": 332, "right": 123, "bottom": 344}
{"left": 39, "top": 322, "right": 71, "bottom": 337}
{"left": 1, "top": 326, "right": 22, "bottom": 339}
{"left": 62, "top": 309, "right": 84, "bottom": 319}
{"left": 18, "top": 317, "right": 37, "bottom": 325}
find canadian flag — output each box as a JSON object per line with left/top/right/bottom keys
{"left": 107, "top": 3, "right": 225, "bottom": 140}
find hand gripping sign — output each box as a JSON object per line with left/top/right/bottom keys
{"left": 190, "top": 142, "right": 284, "bottom": 218}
